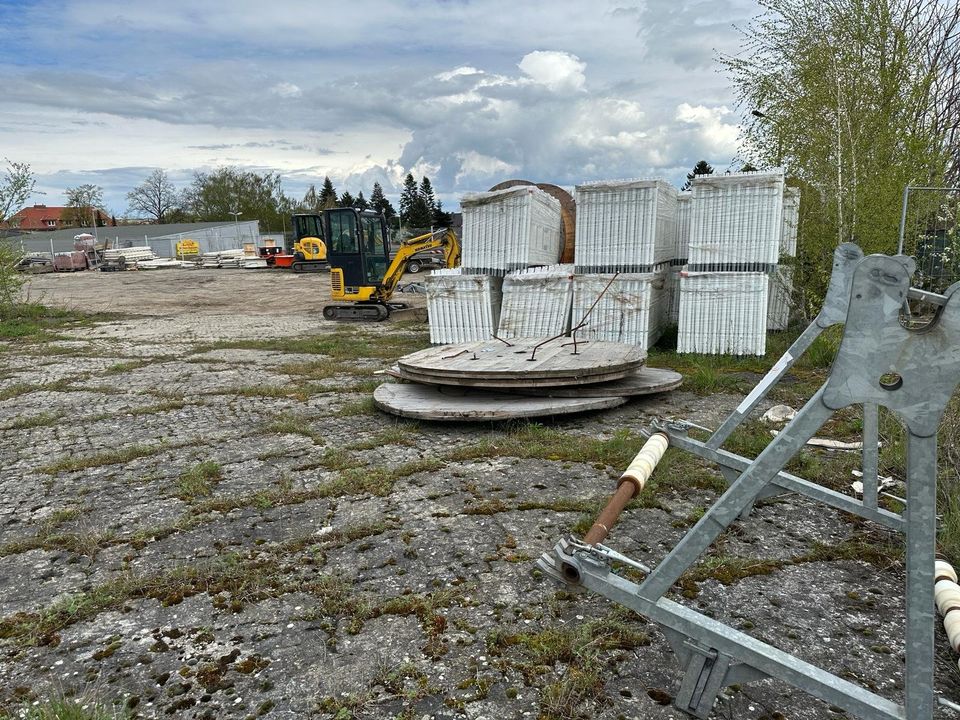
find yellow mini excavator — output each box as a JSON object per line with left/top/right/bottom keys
{"left": 287, "top": 213, "right": 328, "bottom": 272}
{"left": 321, "top": 207, "right": 460, "bottom": 321}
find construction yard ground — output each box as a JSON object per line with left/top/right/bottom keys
{"left": 1, "top": 268, "right": 959, "bottom": 719}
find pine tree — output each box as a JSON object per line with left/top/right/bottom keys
{"left": 408, "top": 195, "right": 432, "bottom": 230}
{"left": 419, "top": 177, "right": 437, "bottom": 219}
{"left": 353, "top": 191, "right": 369, "bottom": 211}
{"left": 399, "top": 173, "right": 419, "bottom": 225}
{"left": 318, "top": 176, "right": 338, "bottom": 209}
{"left": 370, "top": 182, "right": 396, "bottom": 220}
{"left": 338, "top": 191, "right": 355, "bottom": 208}
{"left": 433, "top": 199, "right": 453, "bottom": 227}
{"left": 683, "top": 160, "right": 714, "bottom": 190}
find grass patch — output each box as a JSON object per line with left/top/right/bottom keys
{"left": 0, "top": 411, "right": 63, "bottom": 430}
{"left": 449, "top": 424, "right": 646, "bottom": 468}
{"left": 192, "top": 329, "right": 430, "bottom": 362}
{"left": 264, "top": 412, "right": 324, "bottom": 444}
{"left": 279, "top": 358, "right": 377, "bottom": 381}
{"left": 486, "top": 611, "right": 648, "bottom": 717}
{"left": 15, "top": 697, "right": 127, "bottom": 720}
{"left": 344, "top": 424, "right": 418, "bottom": 451}
{"left": 176, "top": 461, "right": 224, "bottom": 501}
{"left": 0, "top": 303, "right": 115, "bottom": 343}
{"left": 39, "top": 443, "right": 173, "bottom": 475}
{"left": 0, "top": 378, "right": 72, "bottom": 400}
{"left": 103, "top": 359, "right": 151, "bottom": 375}
{"left": 337, "top": 396, "right": 378, "bottom": 417}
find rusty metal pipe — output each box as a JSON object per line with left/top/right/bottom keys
{"left": 582, "top": 433, "right": 669, "bottom": 546}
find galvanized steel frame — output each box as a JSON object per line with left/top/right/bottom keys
{"left": 541, "top": 248, "right": 960, "bottom": 719}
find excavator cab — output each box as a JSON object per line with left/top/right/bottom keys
{"left": 324, "top": 208, "right": 391, "bottom": 295}
{"left": 290, "top": 213, "right": 323, "bottom": 253}
{"left": 288, "top": 213, "right": 328, "bottom": 272}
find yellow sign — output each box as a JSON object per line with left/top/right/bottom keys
{"left": 176, "top": 239, "right": 199, "bottom": 256}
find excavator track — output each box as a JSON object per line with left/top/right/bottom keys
{"left": 322, "top": 303, "right": 390, "bottom": 321}
{"left": 291, "top": 261, "right": 329, "bottom": 273}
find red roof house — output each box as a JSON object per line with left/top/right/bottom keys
{"left": 5, "top": 204, "right": 70, "bottom": 231}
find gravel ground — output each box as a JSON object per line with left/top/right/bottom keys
{"left": 1, "top": 269, "right": 957, "bottom": 719}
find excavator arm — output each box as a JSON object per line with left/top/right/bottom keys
{"left": 374, "top": 228, "right": 460, "bottom": 303}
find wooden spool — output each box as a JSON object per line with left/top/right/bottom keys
{"left": 373, "top": 382, "right": 626, "bottom": 421}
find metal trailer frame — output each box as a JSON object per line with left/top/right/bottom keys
{"left": 539, "top": 246, "right": 960, "bottom": 720}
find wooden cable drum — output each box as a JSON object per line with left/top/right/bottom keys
{"left": 489, "top": 180, "right": 576, "bottom": 263}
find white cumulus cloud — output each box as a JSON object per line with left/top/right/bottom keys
{"left": 518, "top": 51, "right": 586, "bottom": 93}
{"left": 676, "top": 103, "right": 740, "bottom": 156}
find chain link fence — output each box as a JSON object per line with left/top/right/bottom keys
{"left": 898, "top": 186, "right": 960, "bottom": 294}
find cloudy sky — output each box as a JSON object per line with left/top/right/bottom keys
{"left": 0, "top": 0, "right": 761, "bottom": 216}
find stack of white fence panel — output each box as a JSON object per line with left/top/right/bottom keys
{"left": 574, "top": 179, "right": 678, "bottom": 272}
{"left": 688, "top": 171, "right": 784, "bottom": 271}
{"left": 767, "top": 186, "right": 801, "bottom": 330}
{"left": 780, "top": 186, "right": 800, "bottom": 257}
{"left": 677, "top": 272, "right": 769, "bottom": 355}
{"left": 571, "top": 272, "right": 670, "bottom": 349}
{"left": 667, "top": 191, "right": 693, "bottom": 324}
{"left": 766, "top": 265, "right": 794, "bottom": 331}
{"left": 103, "top": 246, "right": 155, "bottom": 263}
{"left": 460, "top": 186, "right": 562, "bottom": 275}
{"left": 497, "top": 264, "right": 575, "bottom": 339}
{"left": 675, "top": 191, "right": 693, "bottom": 264}
{"left": 425, "top": 269, "right": 503, "bottom": 344}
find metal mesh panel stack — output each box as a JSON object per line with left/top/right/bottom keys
{"left": 677, "top": 272, "right": 769, "bottom": 355}
{"left": 497, "top": 264, "right": 575, "bottom": 339}
{"left": 574, "top": 179, "right": 678, "bottom": 272}
{"left": 460, "top": 186, "right": 563, "bottom": 275}
{"left": 424, "top": 269, "right": 503, "bottom": 344}
{"left": 571, "top": 272, "right": 670, "bottom": 349}
{"left": 688, "top": 171, "right": 785, "bottom": 271}
{"left": 780, "top": 186, "right": 800, "bottom": 257}
{"left": 766, "top": 265, "right": 794, "bottom": 331}
{"left": 675, "top": 191, "right": 692, "bottom": 264}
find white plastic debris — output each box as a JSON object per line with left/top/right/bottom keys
{"left": 761, "top": 405, "right": 796, "bottom": 423}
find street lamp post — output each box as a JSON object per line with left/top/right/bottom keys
{"left": 230, "top": 210, "right": 242, "bottom": 246}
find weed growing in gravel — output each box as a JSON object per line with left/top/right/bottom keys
{"left": 192, "top": 329, "right": 430, "bottom": 361}
{"left": 39, "top": 443, "right": 176, "bottom": 475}
{"left": 176, "top": 461, "right": 224, "bottom": 501}
{"left": 264, "top": 412, "right": 325, "bottom": 444}
{"left": 0, "top": 411, "right": 63, "bottom": 430}
{"left": 345, "top": 424, "right": 418, "bottom": 450}
{"left": 486, "top": 613, "right": 649, "bottom": 718}
{"left": 16, "top": 697, "right": 128, "bottom": 720}
{"left": 103, "top": 359, "right": 151, "bottom": 374}
{"left": 0, "top": 379, "right": 72, "bottom": 400}
{"left": 336, "top": 397, "right": 378, "bottom": 417}
{"left": 0, "top": 304, "right": 116, "bottom": 343}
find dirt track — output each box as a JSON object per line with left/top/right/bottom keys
{"left": 24, "top": 268, "right": 428, "bottom": 318}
